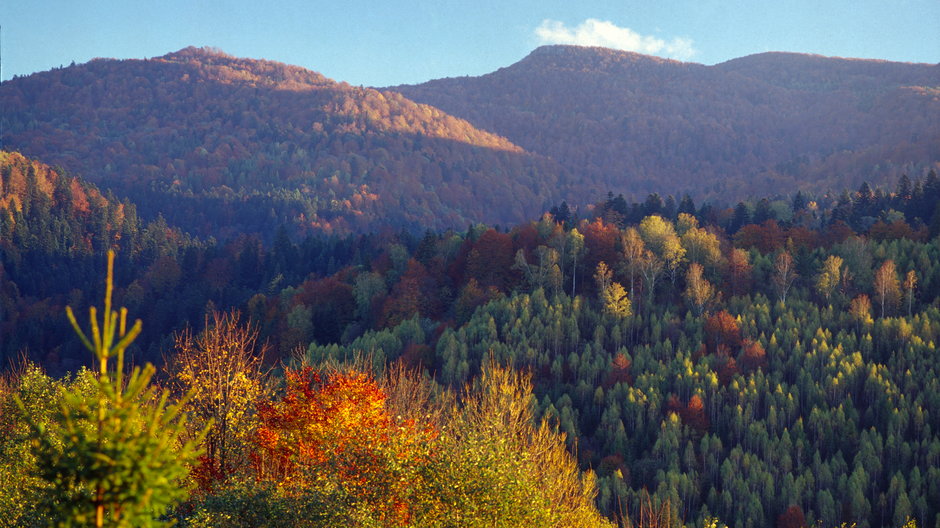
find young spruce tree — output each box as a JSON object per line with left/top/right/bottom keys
{"left": 18, "top": 250, "right": 204, "bottom": 527}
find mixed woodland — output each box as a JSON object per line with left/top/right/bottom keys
{"left": 2, "top": 146, "right": 940, "bottom": 526}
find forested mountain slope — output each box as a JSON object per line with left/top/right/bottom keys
{"left": 393, "top": 45, "right": 940, "bottom": 201}
{"left": 0, "top": 47, "right": 565, "bottom": 238}
{"left": 3, "top": 45, "right": 936, "bottom": 239}
{"left": 0, "top": 150, "right": 181, "bottom": 257}
{"left": 0, "top": 150, "right": 196, "bottom": 369}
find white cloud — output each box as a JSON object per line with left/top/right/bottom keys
{"left": 534, "top": 19, "right": 696, "bottom": 61}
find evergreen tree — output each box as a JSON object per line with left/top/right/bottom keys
{"left": 791, "top": 192, "right": 806, "bottom": 214}
{"left": 678, "top": 195, "right": 696, "bottom": 216}
{"left": 753, "top": 198, "right": 773, "bottom": 224}
{"left": 17, "top": 251, "right": 204, "bottom": 527}
{"left": 730, "top": 202, "right": 750, "bottom": 234}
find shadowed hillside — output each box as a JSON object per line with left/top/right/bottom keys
{"left": 393, "top": 45, "right": 940, "bottom": 202}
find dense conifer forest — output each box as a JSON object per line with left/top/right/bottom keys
{"left": 2, "top": 147, "right": 940, "bottom": 526}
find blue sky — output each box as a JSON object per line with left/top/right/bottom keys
{"left": 2, "top": 1, "right": 938, "bottom": 86}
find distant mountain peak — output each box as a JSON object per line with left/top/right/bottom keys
{"left": 161, "top": 46, "right": 236, "bottom": 61}
{"left": 527, "top": 44, "right": 669, "bottom": 60}
{"left": 526, "top": 44, "right": 682, "bottom": 64}
{"left": 513, "top": 44, "right": 690, "bottom": 76}
{"left": 394, "top": 46, "right": 940, "bottom": 203}
{"left": 716, "top": 50, "right": 939, "bottom": 92}
{"left": 149, "top": 46, "right": 337, "bottom": 89}
{"left": 0, "top": 47, "right": 560, "bottom": 236}
{"left": 718, "top": 50, "right": 892, "bottom": 68}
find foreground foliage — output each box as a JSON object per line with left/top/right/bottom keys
{"left": 11, "top": 251, "right": 203, "bottom": 527}
{"left": 183, "top": 361, "right": 611, "bottom": 527}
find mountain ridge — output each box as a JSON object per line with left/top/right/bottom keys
{"left": 0, "top": 48, "right": 565, "bottom": 237}
{"left": 392, "top": 44, "right": 940, "bottom": 202}
{"left": 1, "top": 45, "right": 937, "bottom": 238}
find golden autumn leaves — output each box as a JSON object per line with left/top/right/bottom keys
{"left": 19, "top": 251, "right": 612, "bottom": 526}
{"left": 593, "top": 212, "right": 724, "bottom": 318}
{"left": 233, "top": 361, "right": 613, "bottom": 527}
{"left": 251, "top": 367, "right": 433, "bottom": 526}
{"left": 165, "top": 311, "right": 266, "bottom": 492}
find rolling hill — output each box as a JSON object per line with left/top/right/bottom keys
{"left": 393, "top": 45, "right": 940, "bottom": 202}
{"left": 0, "top": 47, "right": 566, "bottom": 238}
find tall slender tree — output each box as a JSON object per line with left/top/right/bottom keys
{"left": 873, "top": 260, "right": 901, "bottom": 318}
{"left": 772, "top": 251, "right": 798, "bottom": 305}
{"left": 902, "top": 270, "right": 917, "bottom": 317}
{"left": 685, "top": 262, "right": 715, "bottom": 316}
{"left": 816, "top": 255, "right": 844, "bottom": 305}
{"left": 166, "top": 310, "right": 267, "bottom": 492}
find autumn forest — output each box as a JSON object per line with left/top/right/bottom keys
{"left": 1, "top": 45, "right": 939, "bottom": 527}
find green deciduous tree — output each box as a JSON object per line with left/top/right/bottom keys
{"left": 0, "top": 363, "right": 97, "bottom": 526}
{"left": 431, "top": 362, "right": 613, "bottom": 528}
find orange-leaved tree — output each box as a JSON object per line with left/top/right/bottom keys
{"left": 251, "top": 366, "right": 435, "bottom": 526}
{"left": 704, "top": 310, "right": 742, "bottom": 355}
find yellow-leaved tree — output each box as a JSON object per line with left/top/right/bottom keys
{"left": 873, "top": 259, "right": 901, "bottom": 318}
{"left": 816, "top": 255, "right": 844, "bottom": 305}
{"left": 595, "top": 262, "right": 632, "bottom": 319}
{"left": 639, "top": 215, "right": 686, "bottom": 285}
{"left": 685, "top": 262, "right": 715, "bottom": 316}
{"left": 166, "top": 310, "right": 268, "bottom": 492}
{"left": 425, "top": 361, "right": 614, "bottom": 528}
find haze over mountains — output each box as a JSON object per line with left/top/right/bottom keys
{"left": 1, "top": 45, "right": 937, "bottom": 237}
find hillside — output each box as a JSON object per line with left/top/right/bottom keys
{"left": 3, "top": 46, "right": 936, "bottom": 238}
{"left": 0, "top": 47, "right": 566, "bottom": 237}
{"left": 0, "top": 150, "right": 199, "bottom": 369}
{"left": 0, "top": 150, "right": 142, "bottom": 256}
{"left": 393, "top": 45, "right": 940, "bottom": 202}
